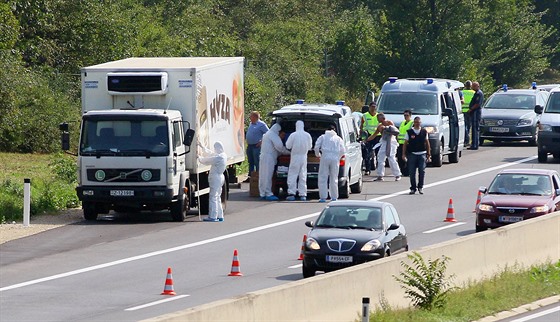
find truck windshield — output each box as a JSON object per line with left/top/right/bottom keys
{"left": 80, "top": 119, "right": 169, "bottom": 156}
{"left": 377, "top": 92, "right": 438, "bottom": 115}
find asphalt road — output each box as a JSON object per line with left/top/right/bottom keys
{"left": 1, "top": 142, "right": 558, "bottom": 321}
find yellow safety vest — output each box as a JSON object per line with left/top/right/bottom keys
{"left": 398, "top": 120, "right": 413, "bottom": 144}
{"left": 462, "top": 89, "right": 475, "bottom": 113}
{"left": 363, "top": 112, "right": 379, "bottom": 134}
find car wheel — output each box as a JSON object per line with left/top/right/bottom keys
{"left": 83, "top": 202, "right": 98, "bottom": 221}
{"left": 475, "top": 225, "right": 486, "bottom": 233}
{"left": 350, "top": 172, "right": 363, "bottom": 193}
{"left": 448, "top": 149, "right": 459, "bottom": 163}
{"left": 431, "top": 141, "right": 443, "bottom": 167}
{"left": 339, "top": 177, "right": 350, "bottom": 199}
{"left": 537, "top": 149, "right": 548, "bottom": 163}
{"left": 553, "top": 152, "right": 560, "bottom": 159}
{"left": 302, "top": 262, "right": 316, "bottom": 278}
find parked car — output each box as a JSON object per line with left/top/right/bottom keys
{"left": 475, "top": 169, "right": 560, "bottom": 232}
{"left": 535, "top": 86, "right": 560, "bottom": 162}
{"left": 531, "top": 83, "right": 560, "bottom": 92}
{"left": 480, "top": 86, "right": 550, "bottom": 146}
{"left": 302, "top": 200, "right": 408, "bottom": 278}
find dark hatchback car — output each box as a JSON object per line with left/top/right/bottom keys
{"left": 475, "top": 169, "right": 560, "bottom": 232}
{"left": 302, "top": 200, "right": 408, "bottom": 278}
{"left": 480, "top": 88, "right": 550, "bottom": 146}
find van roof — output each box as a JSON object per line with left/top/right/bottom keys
{"left": 272, "top": 103, "right": 352, "bottom": 117}
{"left": 381, "top": 78, "right": 464, "bottom": 93}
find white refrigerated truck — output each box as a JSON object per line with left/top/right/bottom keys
{"left": 60, "top": 57, "right": 245, "bottom": 221}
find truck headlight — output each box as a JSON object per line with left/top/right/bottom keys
{"left": 517, "top": 119, "right": 532, "bottom": 126}
{"left": 539, "top": 124, "right": 552, "bottom": 132}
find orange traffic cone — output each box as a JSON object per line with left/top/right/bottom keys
{"left": 228, "top": 249, "right": 243, "bottom": 276}
{"left": 444, "top": 198, "right": 457, "bottom": 222}
{"left": 161, "top": 267, "right": 177, "bottom": 295}
{"left": 298, "top": 235, "right": 307, "bottom": 260}
{"left": 473, "top": 190, "right": 482, "bottom": 213}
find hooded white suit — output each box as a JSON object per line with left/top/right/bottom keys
{"left": 285, "top": 120, "right": 313, "bottom": 197}
{"left": 376, "top": 125, "right": 401, "bottom": 178}
{"left": 259, "top": 124, "right": 289, "bottom": 198}
{"left": 199, "top": 141, "right": 227, "bottom": 220}
{"left": 314, "top": 129, "right": 346, "bottom": 200}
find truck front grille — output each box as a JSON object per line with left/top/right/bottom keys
{"left": 86, "top": 169, "right": 161, "bottom": 182}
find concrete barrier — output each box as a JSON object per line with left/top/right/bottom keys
{"left": 144, "top": 212, "right": 560, "bottom": 322}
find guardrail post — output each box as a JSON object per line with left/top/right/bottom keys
{"left": 23, "top": 178, "right": 31, "bottom": 227}
{"left": 362, "top": 297, "right": 370, "bottom": 322}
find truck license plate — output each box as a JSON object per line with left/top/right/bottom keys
{"left": 326, "top": 255, "right": 353, "bottom": 263}
{"left": 499, "top": 216, "right": 523, "bottom": 223}
{"left": 490, "top": 127, "right": 509, "bottom": 133}
{"left": 110, "top": 190, "right": 134, "bottom": 196}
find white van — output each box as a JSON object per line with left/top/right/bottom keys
{"left": 535, "top": 86, "right": 560, "bottom": 162}
{"left": 270, "top": 101, "right": 363, "bottom": 198}
{"left": 370, "top": 78, "right": 465, "bottom": 167}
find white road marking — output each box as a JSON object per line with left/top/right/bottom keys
{"left": 288, "top": 264, "right": 302, "bottom": 269}
{"left": 511, "top": 305, "right": 560, "bottom": 322}
{"left": 125, "top": 295, "right": 190, "bottom": 311}
{"left": 0, "top": 155, "right": 537, "bottom": 292}
{"left": 423, "top": 222, "right": 466, "bottom": 234}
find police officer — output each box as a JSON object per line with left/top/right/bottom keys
{"left": 360, "top": 102, "right": 380, "bottom": 175}
{"left": 461, "top": 81, "right": 475, "bottom": 146}
{"left": 396, "top": 109, "right": 413, "bottom": 176}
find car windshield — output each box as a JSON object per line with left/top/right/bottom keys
{"left": 377, "top": 92, "right": 438, "bottom": 115}
{"left": 544, "top": 92, "right": 560, "bottom": 113}
{"left": 488, "top": 174, "right": 552, "bottom": 196}
{"left": 80, "top": 119, "right": 169, "bottom": 156}
{"left": 316, "top": 206, "right": 383, "bottom": 230}
{"left": 484, "top": 94, "right": 536, "bottom": 110}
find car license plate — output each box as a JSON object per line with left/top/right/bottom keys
{"left": 110, "top": 190, "right": 134, "bottom": 196}
{"left": 490, "top": 127, "right": 509, "bottom": 133}
{"left": 326, "top": 255, "right": 353, "bottom": 263}
{"left": 499, "top": 216, "right": 523, "bottom": 223}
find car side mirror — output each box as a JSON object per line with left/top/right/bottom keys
{"left": 305, "top": 221, "right": 313, "bottom": 228}
{"left": 387, "top": 223, "right": 400, "bottom": 231}
{"left": 443, "top": 108, "right": 453, "bottom": 116}
{"left": 479, "top": 186, "right": 487, "bottom": 194}
{"left": 555, "top": 189, "right": 560, "bottom": 197}
{"left": 534, "top": 105, "right": 543, "bottom": 114}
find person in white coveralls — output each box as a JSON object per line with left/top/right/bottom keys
{"left": 259, "top": 123, "right": 289, "bottom": 201}
{"left": 285, "top": 120, "right": 313, "bottom": 201}
{"left": 198, "top": 141, "right": 227, "bottom": 222}
{"left": 314, "top": 125, "right": 346, "bottom": 202}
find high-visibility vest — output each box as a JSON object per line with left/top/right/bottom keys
{"left": 462, "top": 89, "right": 475, "bottom": 113}
{"left": 398, "top": 120, "right": 413, "bottom": 144}
{"left": 362, "top": 112, "right": 379, "bottom": 135}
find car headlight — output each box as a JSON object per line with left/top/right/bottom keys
{"left": 361, "top": 240, "right": 381, "bottom": 251}
{"left": 424, "top": 126, "right": 438, "bottom": 134}
{"left": 517, "top": 119, "right": 532, "bottom": 126}
{"left": 530, "top": 205, "right": 549, "bottom": 213}
{"left": 539, "top": 124, "right": 552, "bottom": 132}
{"left": 306, "top": 237, "right": 320, "bottom": 250}
{"left": 478, "top": 204, "right": 494, "bottom": 212}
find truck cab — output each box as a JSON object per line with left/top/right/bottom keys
{"left": 270, "top": 101, "right": 363, "bottom": 198}
{"left": 371, "top": 78, "right": 465, "bottom": 167}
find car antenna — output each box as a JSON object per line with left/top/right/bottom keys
{"left": 164, "top": 97, "right": 172, "bottom": 114}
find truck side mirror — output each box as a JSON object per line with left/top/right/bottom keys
{"left": 534, "top": 105, "right": 543, "bottom": 114}
{"left": 61, "top": 132, "right": 70, "bottom": 151}
{"left": 183, "top": 129, "right": 195, "bottom": 146}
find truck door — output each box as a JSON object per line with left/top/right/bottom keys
{"left": 439, "top": 95, "right": 450, "bottom": 153}
{"left": 172, "top": 121, "right": 186, "bottom": 190}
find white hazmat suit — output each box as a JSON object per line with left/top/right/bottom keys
{"left": 199, "top": 141, "right": 227, "bottom": 221}
{"left": 259, "top": 124, "right": 289, "bottom": 200}
{"left": 285, "top": 120, "right": 313, "bottom": 200}
{"left": 375, "top": 125, "right": 401, "bottom": 178}
{"left": 314, "top": 128, "right": 346, "bottom": 201}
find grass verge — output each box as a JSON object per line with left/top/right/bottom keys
{"left": 369, "top": 261, "right": 560, "bottom": 321}
{"left": 0, "top": 152, "right": 79, "bottom": 223}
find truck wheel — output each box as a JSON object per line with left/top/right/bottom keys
{"left": 83, "top": 202, "right": 98, "bottom": 221}
{"left": 537, "top": 149, "right": 548, "bottom": 163}
{"left": 350, "top": 172, "right": 363, "bottom": 193}
{"left": 171, "top": 194, "right": 188, "bottom": 222}
{"left": 431, "top": 141, "right": 443, "bottom": 167}
{"left": 448, "top": 149, "right": 459, "bottom": 163}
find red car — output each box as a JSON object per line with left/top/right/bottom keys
{"left": 476, "top": 168, "right": 560, "bottom": 232}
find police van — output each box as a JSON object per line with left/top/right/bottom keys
{"left": 270, "top": 101, "right": 363, "bottom": 198}
{"left": 367, "top": 78, "right": 465, "bottom": 167}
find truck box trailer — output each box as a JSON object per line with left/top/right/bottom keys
{"left": 61, "top": 57, "right": 245, "bottom": 221}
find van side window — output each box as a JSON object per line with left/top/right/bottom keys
{"left": 346, "top": 119, "right": 357, "bottom": 143}
{"left": 440, "top": 95, "right": 447, "bottom": 115}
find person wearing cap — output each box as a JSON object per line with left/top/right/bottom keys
{"left": 461, "top": 81, "right": 475, "bottom": 146}
{"left": 360, "top": 102, "right": 380, "bottom": 175}
{"left": 314, "top": 124, "right": 346, "bottom": 202}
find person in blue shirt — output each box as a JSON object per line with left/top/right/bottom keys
{"left": 246, "top": 111, "right": 269, "bottom": 174}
